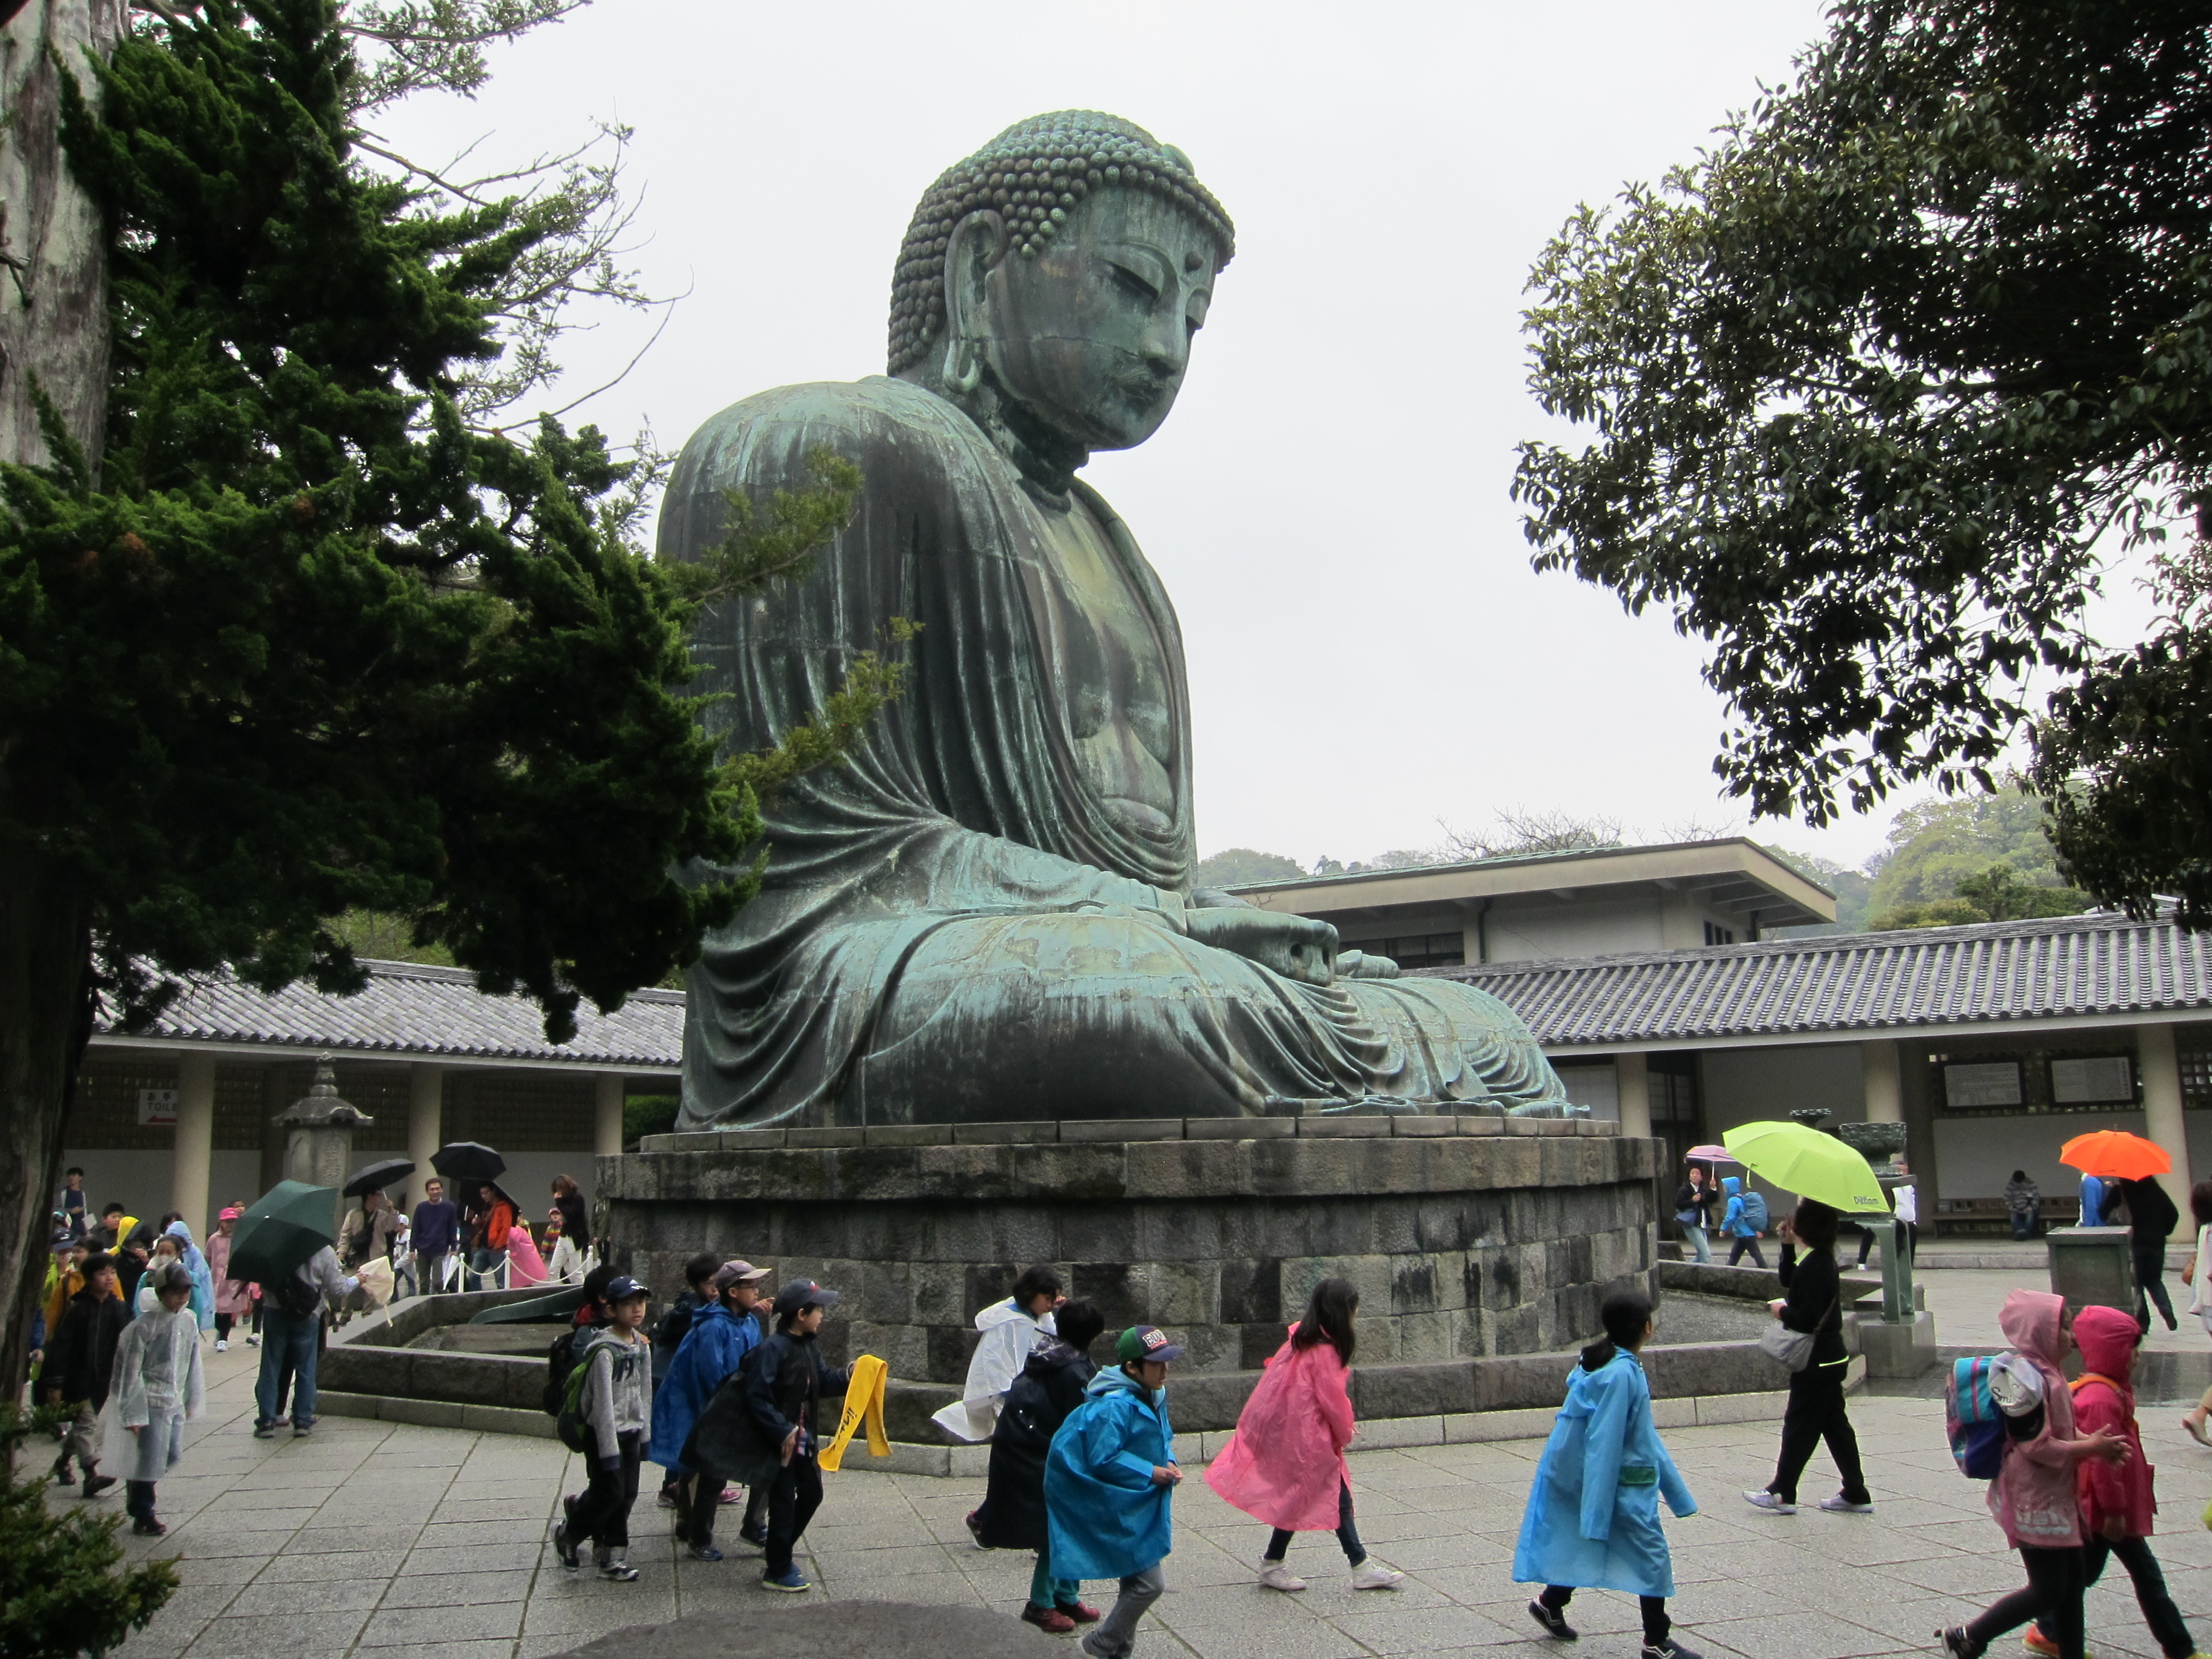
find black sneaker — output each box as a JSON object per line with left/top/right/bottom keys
{"left": 1529, "top": 1601, "right": 1579, "bottom": 1641}
{"left": 51, "top": 1456, "right": 75, "bottom": 1487}
{"left": 554, "top": 1496, "right": 581, "bottom": 1570}
{"left": 81, "top": 1473, "right": 117, "bottom": 1500}
{"left": 131, "top": 1515, "right": 166, "bottom": 1537}
{"left": 252, "top": 1421, "right": 277, "bottom": 1439}
{"left": 1936, "top": 1629, "right": 1978, "bottom": 1659}
{"left": 964, "top": 1508, "right": 984, "bottom": 1543}
{"left": 737, "top": 1523, "right": 769, "bottom": 1550}
{"left": 1641, "top": 1643, "right": 1700, "bottom": 1659}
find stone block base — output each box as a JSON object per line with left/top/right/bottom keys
{"left": 600, "top": 1125, "right": 1659, "bottom": 1385}
{"left": 1854, "top": 1309, "right": 1939, "bottom": 1378}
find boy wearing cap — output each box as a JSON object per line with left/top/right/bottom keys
{"left": 1046, "top": 1326, "right": 1185, "bottom": 1659}
{"left": 555, "top": 1275, "right": 655, "bottom": 1581}
{"left": 742, "top": 1280, "right": 853, "bottom": 1592}
{"left": 654, "top": 1260, "right": 771, "bottom": 1560}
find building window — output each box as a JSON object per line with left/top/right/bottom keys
{"left": 1702, "top": 921, "right": 1736, "bottom": 947}
{"left": 1342, "top": 933, "right": 1465, "bottom": 970}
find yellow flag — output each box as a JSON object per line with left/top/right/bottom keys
{"left": 819, "top": 1353, "right": 891, "bottom": 1471}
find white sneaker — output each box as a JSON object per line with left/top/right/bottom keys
{"left": 246, "top": 1335, "right": 260, "bottom": 1347}
{"left": 1258, "top": 1563, "right": 1306, "bottom": 1592}
{"left": 1349, "top": 1560, "right": 1404, "bottom": 1591}
{"left": 214, "top": 1339, "right": 227, "bottom": 1352}
{"left": 1817, "top": 1495, "right": 1874, "bottom": 1513}
{"left": 1742, "top": 1489, "right": 1796, "bottom": 1514}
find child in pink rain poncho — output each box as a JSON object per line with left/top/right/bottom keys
{"left": 1204, "top": 1278, "right": 1403, "bottom": 1593}
{"left": 1937, "top": 1289, "right": 2129, "bottom": 1659}
{"left": 504, "top": 1215, "right": 549, "bottom": 1287}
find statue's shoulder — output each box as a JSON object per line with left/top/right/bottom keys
{"left": 675, "top": 376, "right": 979, "bottom": 480}
{"left": 662, "top": 377, "right": 982, "bottom": 561}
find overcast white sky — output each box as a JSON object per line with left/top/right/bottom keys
{"left": 372, "top": 1, "right": 2162, "bottom": 877}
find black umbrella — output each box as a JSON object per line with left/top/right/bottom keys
{"left": 343, "top": 1158, "right": 415, "bottom": 1198}
{"left": 430, "top": 1141, "right": 506, "bottom": 1184}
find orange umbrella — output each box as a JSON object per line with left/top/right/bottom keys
{"left": 2059, "top": 1129, "right": 2171, "bottom": 1181}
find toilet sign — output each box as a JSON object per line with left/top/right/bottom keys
{"left": 136, "top": 1088, "right": 178, "bottom": 1126}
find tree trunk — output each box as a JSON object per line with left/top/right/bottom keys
{"left": 0, "top": 846, "right": 93, "bottom": 1398}
{"left": 0, "top": 0, "right": 115, "bottom": 1398}
{"left": 0, "top": 0, "right": 119, "bottom": 473}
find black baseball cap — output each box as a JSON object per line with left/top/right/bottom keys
{"left": 773, "top": 1278, "right": 839, "bottom": 1316}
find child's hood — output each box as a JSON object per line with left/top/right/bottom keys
{"left": 975, "top": 1296, "right": 1034, "bottom": 1333}
{"left": 1722, "top": 1175, "right": 1741, "bottom": 1196}
{"left": 1998, "top": 1288, "right": 2068, "bottom": 1366}
{"left": 2072, "top": 1303, "right": 2137, "bottom": 1381}
{"left": 1085, "top": 1366, "right": 1155, "bottom": 1406}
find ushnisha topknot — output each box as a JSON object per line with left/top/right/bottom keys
{"left": 886, "top": 110, "right": 1236, "bottom": 375}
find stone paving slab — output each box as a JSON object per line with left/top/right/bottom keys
{"left": 45, "top": 1339, "right": 2212, "bottom": 1659}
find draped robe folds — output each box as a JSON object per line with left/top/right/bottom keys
{"left": 657, "top": 376, "right": 1570, "bottom": 1126}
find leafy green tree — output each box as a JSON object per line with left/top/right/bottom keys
{"left": 1191, "top": 848, "right": 1305, "bottom": 888}
{"left": 1515, "top": 1, "right": 2212, "bottom": 859}
{"left": 1863, "top": 787, "right": 2070, "bottom": 916}
{"left": 1763, "top": 847, "right": 1876, "bottom": 934}
{"left": 0, "top": 0, "right": 898, "bottom": 1394}
{"left": 1869, "top": 863, "right": 2091, "bottom": 930}
{"left": 0, "top": 1404, "right": 179, "bottom": 1657}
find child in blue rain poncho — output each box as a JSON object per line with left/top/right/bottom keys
{"left": 1515, "top": 1290, "right": 1701, "bottom": 1659}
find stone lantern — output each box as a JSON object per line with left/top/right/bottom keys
{"left": 276, "top": 1054, "right": 373, "bottom": 1232}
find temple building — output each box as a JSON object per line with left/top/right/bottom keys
{"left": 69, "top": 962, "right": 678, "bottom": 1233}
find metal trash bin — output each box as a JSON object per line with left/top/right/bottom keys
{"left": 2046, "top": 1225, "right": 2137, "bottom": 1319}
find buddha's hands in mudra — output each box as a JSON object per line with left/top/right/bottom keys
{"left": 1185, "top": 908, "right": 1393, "bottom": 986}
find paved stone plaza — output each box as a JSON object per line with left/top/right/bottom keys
{"left": 69, "top": 1340, "right": 2212, "bottom": 1659}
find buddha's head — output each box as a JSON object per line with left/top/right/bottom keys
{"left": 888, "top": 112, "right": 1235, "bottom": 460}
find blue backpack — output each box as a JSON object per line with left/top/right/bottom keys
{"left": 1946, "top": 1355, "right": 2008, "bottom": 1480}
{"left": 1738, "top": 1191, "right": 1769, "bottom": 1233}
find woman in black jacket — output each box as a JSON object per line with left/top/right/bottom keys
{"left": 975, "top": 1299, "right": 1107, "bottom": 1634}
{"left": 2120, "top": 1176, "right": 2180, "bottom": 1331}
{"left": 1743, "top": 1198, "right": 1872, "bottom": 1515}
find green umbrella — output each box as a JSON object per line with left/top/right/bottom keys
{"left": 1721, "top": 1121, "right": 1892, "bottom": 1216}
{"left": 229, "top": 1179, "right": 340, "bottom": 1286}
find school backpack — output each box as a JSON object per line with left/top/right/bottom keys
{"left": 542, "top": 1325, "right": 585, "bottom": 1417}
{"left": 268, "top": 1265, "right": 324, "bottom": 1320}
{"left": 1739, "top": 1191, "right": 1769, "bottom": 1233}
{"left": 1947, "top": 1355, "right": 2008, "bottom": 1479}
{"left": 552, "top": 1332, "right": 600, "bottom": 1453}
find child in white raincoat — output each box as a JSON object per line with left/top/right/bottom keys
{"left": 1515, "top": 1290, "right": 1700, "bottom": 1659}
{"left": 113, "top": 1260, "right": 206, "bottom": 1536}
{"left": 937, "top": 1265, "right": 1061, "bottom": 1445}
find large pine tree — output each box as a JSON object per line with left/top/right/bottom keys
{"left": 0, "top": 0, "right": 894, "bottom": 1390}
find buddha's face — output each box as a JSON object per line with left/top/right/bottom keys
{"left": 969, "top": 187, "right": 1221, "bottom": 451}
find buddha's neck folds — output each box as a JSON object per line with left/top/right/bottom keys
{"left": 961, "top": 377, "right": 1088, "bottom": 503}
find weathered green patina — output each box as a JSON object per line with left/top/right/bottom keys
{"left": 659, "top": 112, "right": 1571, "bottom": 1126}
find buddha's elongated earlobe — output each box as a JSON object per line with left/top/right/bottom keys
{"left": 940, "top": 210, "right": 1006, "bottom": 398}
{"left": 943, "top": 336, "right": 981, "bottom": 396}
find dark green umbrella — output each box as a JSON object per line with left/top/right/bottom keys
{"left": 229, "top": 1179, "right": 340, "bottom": 1286}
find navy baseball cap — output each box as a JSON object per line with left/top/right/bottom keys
{"left": 774, "top": 1278, "right": 839, "bottom": 1316}
{"left": 1116, "top": 1324, "right": 1184, "bottom": 1364}
{"left": 604, "top": 1275, "right": 649, "bottom": 1302}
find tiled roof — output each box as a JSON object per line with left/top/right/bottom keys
{"left": 1433, "top": 913, "right": 2212, "bottom": 1048}
{"left": 95, "top": 959, "right": 683, "bottom": 1070}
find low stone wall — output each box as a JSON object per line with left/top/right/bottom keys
{"left": 600, "top": 1118, "right": 1656, "bottom": 1385}
{"left": 319, "top": 1286, "right": 560, "bottom": 1413}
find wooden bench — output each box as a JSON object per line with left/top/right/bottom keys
{"left": 1932, "top": 1195, "right": 2077, "bottom": 1237}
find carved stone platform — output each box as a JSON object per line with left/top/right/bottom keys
{"left": 598, "top": 1116, "right": 1658, "bottom": 1403}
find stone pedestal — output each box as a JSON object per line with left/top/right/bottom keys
{"left": 1853, "top": 1307, "right": 1937, "bottom": 1378}
{"left": 601, "top": 1116, "right": 1657, "bottom": 1384}
{"left": 2049, "top": 1225, "right": 2137, "bottom": 1318}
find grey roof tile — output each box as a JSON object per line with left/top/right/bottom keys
{"left": 97, "top": 959, "right": 682, "bottom": 1069}
{"left": 1430, "top": 913, "right": 2212, "bottom": 1047}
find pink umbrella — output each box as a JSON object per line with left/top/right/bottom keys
{"left": 1686, "top": 1145, "right": 1738, "bottom": 1164}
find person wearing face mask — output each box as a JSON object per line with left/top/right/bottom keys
{"left": 1045, "top": 1325, "right": 1185, "bottom": 1659}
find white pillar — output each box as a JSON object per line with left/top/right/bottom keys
{"left": 171, "top": 1053, "right": 216, "bottom": 1232}
{"left": 407, "top": 1063, "right": 444, "bottom": 1208}
{"left": 1615, "top": 1051, "right": 1652, "bottom": 1139}
{"left": 1863, "top": 1041, "right": 1903, "bottom": 1122}
{"left": 595, "top": 1073, "right": 626, "bottom": 1158}
{"left": 2137, "top": 1024, "right": 2194, "bottom": 1212}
